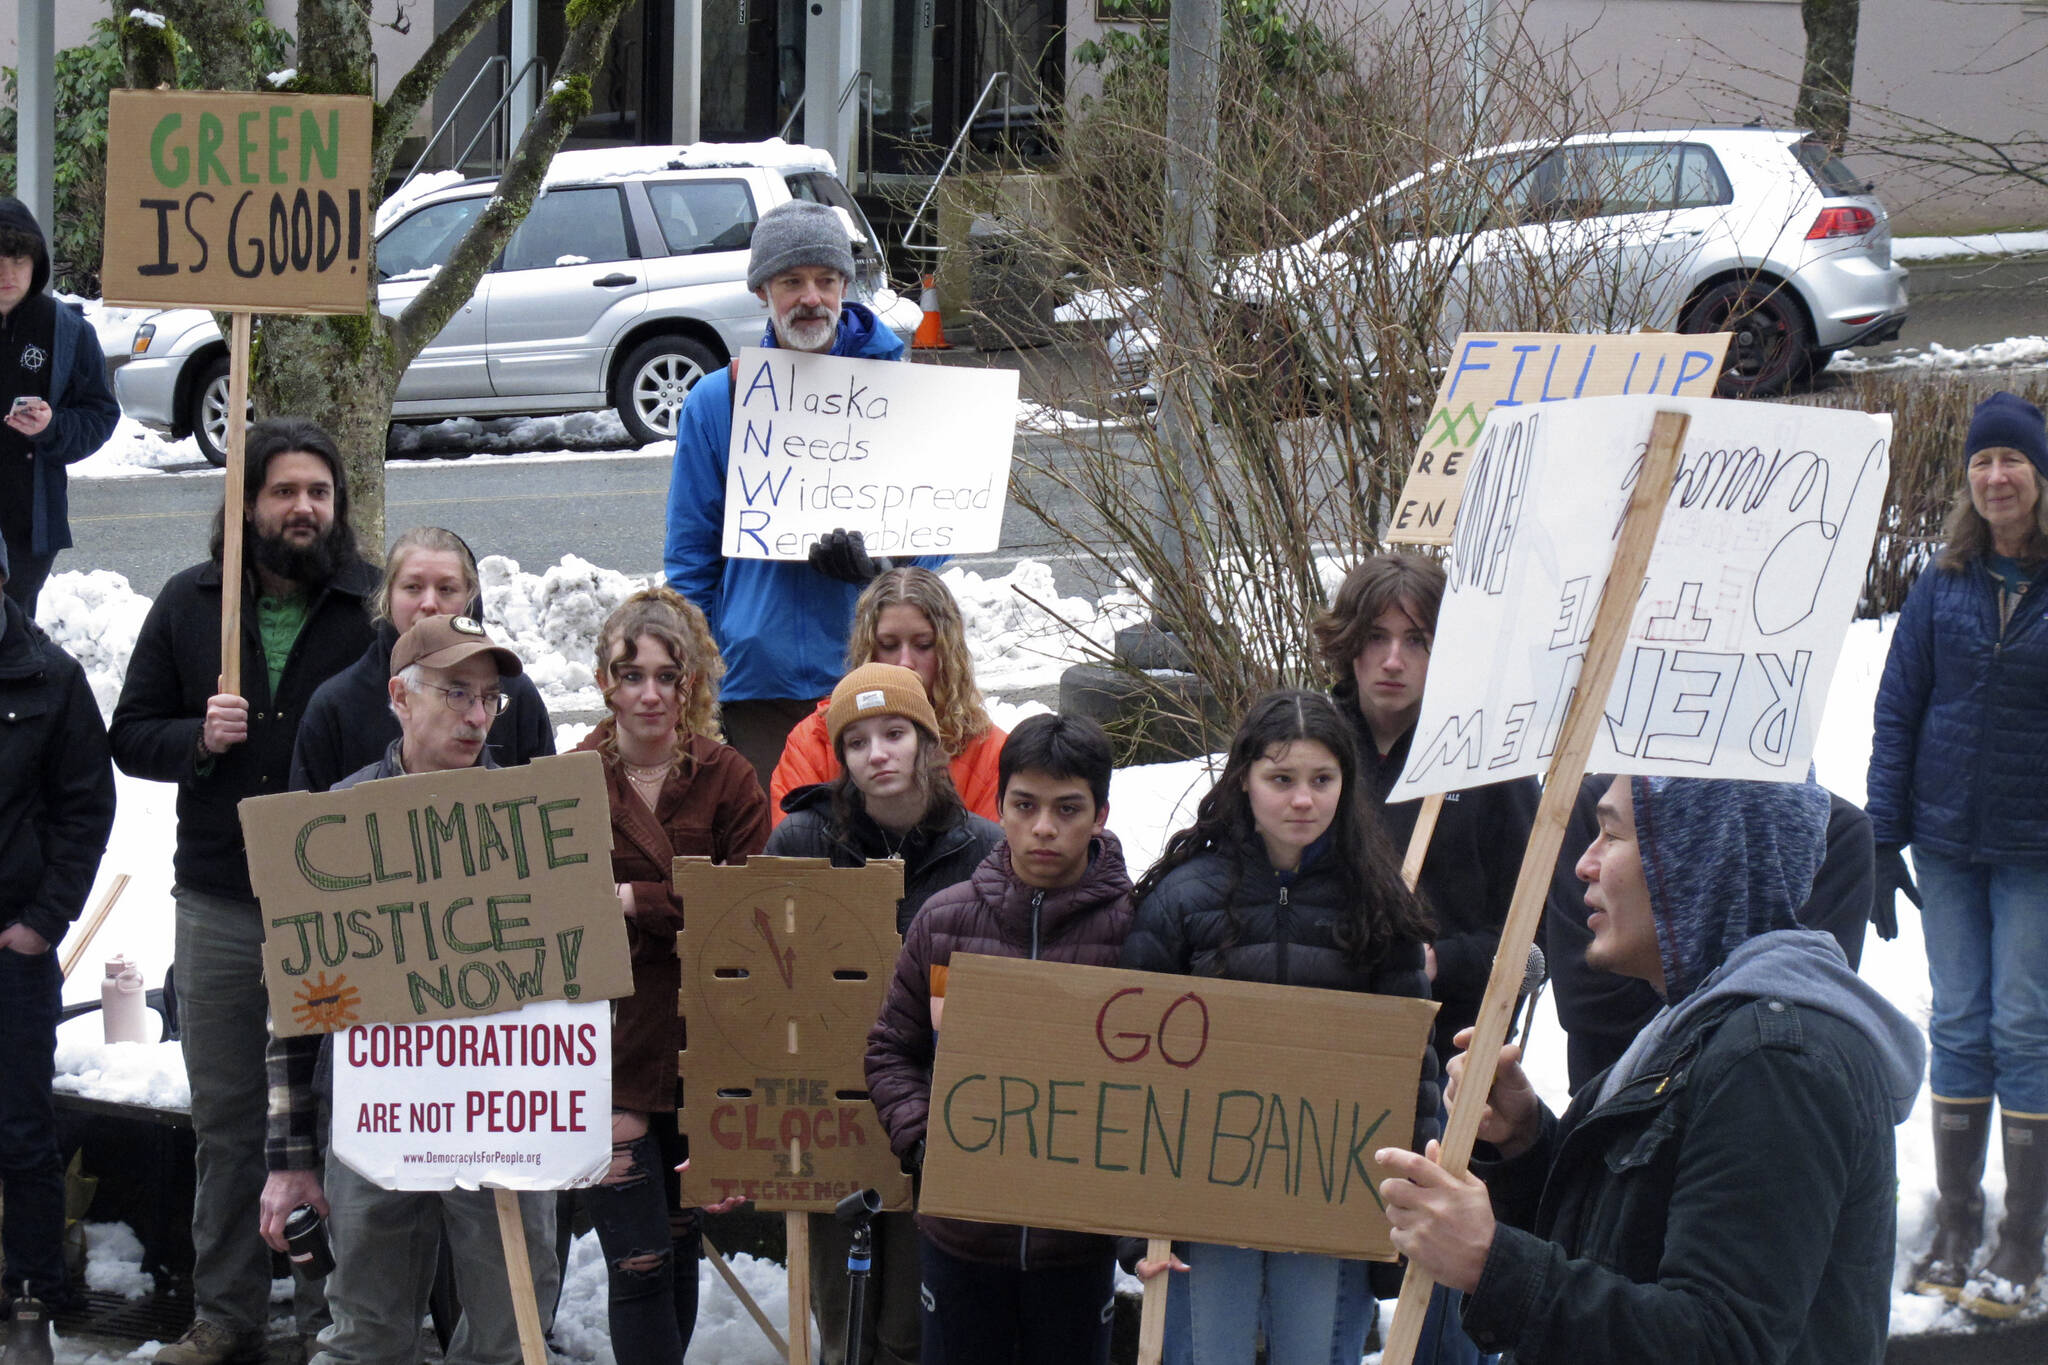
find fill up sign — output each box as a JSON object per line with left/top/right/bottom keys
{"left": 101, "top": 89, "right": 374, "bottom": 314}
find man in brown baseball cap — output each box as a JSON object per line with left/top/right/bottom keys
{"left": 259, "top": 610, "right": 558, "bottom": 1363}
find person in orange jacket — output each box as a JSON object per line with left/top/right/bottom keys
{"left": 770, "top": 566, "right": 1006, "bottom": 822}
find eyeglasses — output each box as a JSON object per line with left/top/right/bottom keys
{"left": 416, "top": 681, "right": 508, "bottom": 717}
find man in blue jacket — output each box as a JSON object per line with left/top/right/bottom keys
{"left": 663, "top": 200, "right": 941, "bottom": 787}
{"left": 1379, "top": 774, "right": 1923, "bottom": 1365}
{"left": 0, "top": 198, "right": 119, "bottom": 615}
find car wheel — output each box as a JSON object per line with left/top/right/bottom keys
{"left": 188, "top": 355, "right": 233, "bottom": 467}
{"left": 1682, "top": 280, "right": 1813, "bottom": 398}
{"left": 614, "top": 335, "right": 721, "bottom": 446}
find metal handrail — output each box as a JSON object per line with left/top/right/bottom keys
{"left": 901, "top": 71, "right": 1011, "bottom": 256}
{"left": 779, "top": 71, "right": 876, "bottom": 189}
{"left": 400, "top": 56, "right": 548, "bottom": 193}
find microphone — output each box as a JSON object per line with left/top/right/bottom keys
{"left": 1512, "top": 943, "right": 1548, "bottom": 1049}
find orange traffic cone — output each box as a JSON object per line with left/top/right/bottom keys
{"left": 912, "top": 274, "right": 952, "bottom": 350}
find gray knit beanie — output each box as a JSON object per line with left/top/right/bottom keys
{"left": 747, "top": 201, "right": 856, "bottom": 292}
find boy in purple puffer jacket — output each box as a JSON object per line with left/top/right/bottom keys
{"left": 864, "top": 713, "right": 1131, "bottom": 1365}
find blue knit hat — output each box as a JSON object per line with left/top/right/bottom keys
{"left": 1965, "top": 391, "right": 2048, "bottom": 480}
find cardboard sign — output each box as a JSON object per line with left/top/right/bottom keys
{"left": 673, "top": 856, "right": 913, "bottom": 1212}
{"left": 1387, "top": 331, "right": 1730, "bottom": 545}
{"left": 241, "top": 751, "right": 633, "bottom": 1036}
{"left": 1394, "top": 393, "right": 1889, "bottom": 799}
{"left": 330, "top": 999, "right": 611, "bottom": 1190}
{"left": 918, "top": 956, "right": 1438, "bottom": 1260}
{"left": 101, "top": 89, "right": 375, "bottom": 314}
{"left": 720, "top": 347, "right": 1017, "bottom": 560}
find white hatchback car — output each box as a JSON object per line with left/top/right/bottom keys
{"left": 1110, "top": 127, "right": 1907, "bottom": 398}
{"left": 114, "top": 142, "right": 916, "bottom": 463}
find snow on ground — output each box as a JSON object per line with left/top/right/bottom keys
{"left": 70, "top": 416, "right": 209, "bottom": 481}
{"left": 1892, "top": 230, "right": 2048, "bottom": 262}
{"left": 1836, "top": 335, "right": 2048, "bottom": 374}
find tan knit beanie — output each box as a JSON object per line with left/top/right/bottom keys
{"left": 826, "top": 663, "right": 939, "bottom": 748}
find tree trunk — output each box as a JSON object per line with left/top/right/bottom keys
{"left": 1795, "top": 0, "right": 1859, "bottom": 153}
{"left": 149, "top": 0, "right": 257, "bottom": 92}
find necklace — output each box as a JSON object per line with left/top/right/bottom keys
{"left": 622, "top": 755, "right": 673, "bottom": 810}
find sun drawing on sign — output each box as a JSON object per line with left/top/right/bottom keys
{"left": 292, "top": 971, "right": 362, "bottom": 1032}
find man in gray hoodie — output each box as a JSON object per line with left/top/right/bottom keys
{"left": 1378, "top": 774, "right": 1924, "bottom": 1365}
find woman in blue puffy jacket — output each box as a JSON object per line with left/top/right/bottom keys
{"left": 1121, "top": 690, "right": 1439, "bottom": 1363}
{"left": 1869, "top": 390, "right": 2048, "bottom": 1319}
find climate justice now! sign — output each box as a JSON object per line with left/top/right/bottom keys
{"left": 240, "top": 751, "right": 633, "bottom": 1036}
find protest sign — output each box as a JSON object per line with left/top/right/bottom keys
{"left": 674, "top": 856, "right": 912, "bottom": 1212}
{"left": 719, "top": 347, "right": 1017, "bottom": 561}
{"left": 240, "top": 751, "right": 633, "bottom": 1036}
{"left": 330, "top": 999, "right": 611, "bottom": 1190}
{"left": 918, "top": 955, "right": 1438, "bottom": 1260}
{"left": 1392, "top": 394, "right": 1889, "bottom": 800}
{"left": 1387, "top": 331, "right": 1730, "bottom": 545}
{"left": 101, "top": 90, "right": 375, "bottom": 314}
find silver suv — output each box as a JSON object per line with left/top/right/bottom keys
{"left": 114, "top": 144, "right": 912, "bottom": 463}
{"left": 1109, "top": 127, "right": 1907, "bottom": 398}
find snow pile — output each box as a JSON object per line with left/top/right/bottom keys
{"left": 479, "top": 555, "right": 656, "bottom": 710}
{"left": 37, "top": 571, "right": 154, "bottom": 719}
{"left": 71, "top": 416, "right": 210, "bottom": 480}
{"left": 1837, "top": 335, "right": 2048, "bottom": 374}
{"left": 387, "top": 410, "right": 657, "bottom": 459}
{"left": 53, "top": 1040, "right": 189, "bottom": 1111}
{"left": 944, "top": 560, "right": 1148, "bottom": 692}
{"left": 549, "top": 1230, "right": 796, "bottom": 1365}
{"left": 85, "top": 1223, "right": 156, "bottom": 1301}
{"left": 1892, "top": 231, "right": 2048, "bottom": 262}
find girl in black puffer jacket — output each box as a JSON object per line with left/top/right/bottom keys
{"left": 1121, "top": 690, "right": 1439, "bottom": 1365}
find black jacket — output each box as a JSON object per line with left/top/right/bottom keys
{"left": 1545, "top": 777, "right": 1879, "bottom": 1094}
{"left": 1344, "top": 693, "right": 1541, "bottom": 1062}
{"left": 289, "top": 619, "right": 555, "bottom": 792}
{"left": 109, "top": 556, "right": 378, "bottom": 901}
{"left": 1465, "top": 989, "right": 1903, "bottom": 1365}
{"left": 0, "top": 595, "right": 114, "bottom": 944}
{"left": 764, "top": 783, "right": 1002, "bottom": 933}
{"left": 1119, "top": 846, "right": 1441, "bottom": 1150}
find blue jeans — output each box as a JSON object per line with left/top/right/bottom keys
{"left": 1915, "top": 850, "right": 2048, "bottom": 1113}
{"left": 0, "top": 946, "right": 63, "bottom": 1299}
{"left": 1186, "top": 1243, "right": 1337, "bottom": 1365}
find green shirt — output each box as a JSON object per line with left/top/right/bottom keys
{"left": 256, "top": 592, "right": 310, "bottom": 696}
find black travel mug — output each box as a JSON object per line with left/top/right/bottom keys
{"left": 283, "top": 1204, "right": 334, "bottom": 1279}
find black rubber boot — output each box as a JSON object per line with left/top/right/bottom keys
{"left": 1912, "top": 1098, "right": 1991, "bottom": 1300}
{"left": 5, "top": 1296, "right": 54, "bottom": 1365}
{"left": 1963, "top": 1114, "right": 2048, "bottom": 1319}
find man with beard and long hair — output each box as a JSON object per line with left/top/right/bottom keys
{"left": 664, "top": 199, "right": 945, "bottom": 790}
{"left": 110, "top": 418, "right": 378, "bottom": 1365}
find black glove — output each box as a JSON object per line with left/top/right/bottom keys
{"left": 807, "top": 528, "right": 892, "bottom": 586}
{"left": 1872, "top": 843, "right": 1920, "bottom": 941}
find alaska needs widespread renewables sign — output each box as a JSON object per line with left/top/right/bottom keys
{"left": 918, "top": 956, "right": 1438, "bottom": 1260}
{"left": 720, "top": 347, "right": 1018, "bottom": 560}
{"left": 240, "top": 751, "right": 634, "bottom": 1037}
{"left": 101, "top": 89, "right": 375, "bottom": 314}
{"left": 1392, "top": 393, "right": 1891, "bottom": 800}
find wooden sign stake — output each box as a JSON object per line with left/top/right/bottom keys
{"left": 1400, "top": 793, "right": 1445, "bottom": 891}
{"left": 785, "top": 1207, "right": 813, "bottom": 1364}
{"left": 1135, "top": 1236, "right": 1173, "bottom": 1365}
{"left": 59, "top": 873, "right": 131, "bottom": 981}
{"left": 1379, "top": 410, "right": 1691, "bottom": 1365}
{"left": 703, "top": 1232, "right": 790, "bottom": 1358}
{"left": 491, "top": 1186, "right": 549, "bottom": 1365}
{"left": 217, "top": 310, "right": 254, "bottom": 697}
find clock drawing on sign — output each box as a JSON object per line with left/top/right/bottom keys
{"left": 692, "top": 883, "right": 894, "bottom": 1070}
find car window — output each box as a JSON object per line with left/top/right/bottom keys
{"left": 784, "top": 171, "right": 881, "bottom": 257}
{"left": 377, "top": 197, "right": 486, "bottom": 281}
{"left": 1530, "top": 144, "right": 1731, "bottom": 220}
{"left": 1792, "top": 138, "right": 1869, "bottom": 197}
{"left": 500, "top": 187, "right": 631, "bottom": 271}
{"left": 1355, "top": 153, "right": 1537, "bottom": 248}
{"left": 645, "top": 179, "right": 759, "bottom": 255}
{"left": 1674, "top": 145, "right": 1732, "bottom": 208}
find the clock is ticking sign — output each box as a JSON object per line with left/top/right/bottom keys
{"left": 672, "top": 856, "right": 915, "bottom": 1212}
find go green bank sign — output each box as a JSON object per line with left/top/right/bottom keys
{"left": 103, "top": 90, "right": 373, "bottom": 314}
